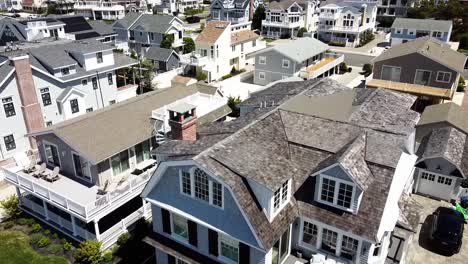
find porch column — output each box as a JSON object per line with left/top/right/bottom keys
{"left": 132, "top": 68, "right": 136, "bottom": 85}
{"left": 142, "top": 199, "right": 149, "bottom": 218}
{"left": 94, "top": 220, "right": 101, "bottom": 241}
{"left": 123, "top": 70, "right": 127, "bottom": 86}
{"left": 42, "top": 200, "right": 49, "bottom": 220}
{"left": 15, "top": 187, "right": 21, "bottom": 201}
{"left": 71, "top": 216, "right": 77, "bottom": 236}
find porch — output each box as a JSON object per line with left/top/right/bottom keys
{"left": 366, "top": 79, "right": 454, "bottom": 100}
{"left": 299, "top": 53, "right": 344, "bottom": 79}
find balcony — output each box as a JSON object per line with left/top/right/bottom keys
{"left": 318, "top": 12, "right": 339, "bottom": 19}
{"left": 2, "top": 166, "right": 154, "bottom": 222}
{"left": 318, "top": 24, "right": 363, "bottom": 33}
{"left": 189, "top": 54, "right": 210, "bottom": 67}
{"left": 299, "top": 53, "right": 344, "bottom": 79}
{"left": 366, "top": 79, "right": 454, "bottom": 100}
{"left": 262, "top": 19, "right": 303, "bottom": 29}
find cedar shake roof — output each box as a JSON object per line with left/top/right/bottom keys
{"left": 231, "top": 30, "right": 259, "bottom": 45}
{"left": 373, "top": 37, "right": 467, "bottom": 73}
{"left": 195, "top": 21, "right": 230, "bottom": 44}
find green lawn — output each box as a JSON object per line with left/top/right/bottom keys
{"left": 0, "top": 231, "right": 69, "bottom": 264}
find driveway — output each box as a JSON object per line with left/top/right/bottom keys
{"left": 405, "top": 195, "right": 468, "bottom": 264}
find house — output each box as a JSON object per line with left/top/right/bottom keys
{"left": 145, "top": 46, "right": 180, "bottom": 72}
{"left": 21, "top": 0, "right": 47, "bottom": 11}
{"left": 367, "top": 37, "right": 467, "bottom": 111}
{"left": 253, "top": 37, "right": 344, "bottom": 85}
{"left": 210, "top": 0, "right": 262, "bottom": 25}
{"left": 376, "top": 0, "right": 418, "bottom": 17}
{"left": 0, "top": 40, "right": 138, "bottom": 165}
{"left": 113, "top": 13, "right": 185, "bottom": 55}
{"left": 412, "top": 102, "right": 468, "bottom": 201}
{"left": 390, "top": 18, "right": 452, "bottom": 47}
{"left": 262, "top": 0, "right": 319, "bottom": 39}
{"left": 141, "top": 78, "right": 422, "bottom": 264}
{"left": 189, "top": 20, "right": 266, "bottom": 82}
{"left": 0, "top": 0, "right": 22, "bottom": 10}
{"left": 74, "top": 0, "right": 127, "bottom": 20}
{"left": 317, "top": 1, "right": 377, "bottom": 47}
{"left": 1, "top": 84, "right": 231, "bottom": 248}
{"left": 154, "top": 0, "right": 202, "bottom": 15}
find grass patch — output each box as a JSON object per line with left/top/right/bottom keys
{"left": 264, "top": 38, "right": 276, "bottom": 43}
{"left": 0, "top": 231, "right": 69, "bottom": 264}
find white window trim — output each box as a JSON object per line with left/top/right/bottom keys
{"left": 259, "top": 56, "right": 266, "bottom": 65}
{"left": 317, "top": 174, "right": 356, "bottom": 213}
{"left": 270, "top": 179, "right": 290, "bottom": 219}
{"left": 435, "top": 71, "right": 452, "bottom": 83}
{"left": 258, "top": 72, "right": 266, "bottom": 80}
{"left": 413, "top": 69, "right": 432, "bottom": 85}
{"left": 418, "top": 169, "right": 455, "bottom": 187}
{"left": 282, "top": 59, "right": 290, "bottom": 69}
{"left": 170, "top": 212, "right": 189, "bottom": 243}
{"left": 218, "top": 234, "right": 240, "bottom": 264}
{"left": 109, "top": 149, "right": 131, "bottom": 177}
{"left": 298, "top": 217, "right": 363, "bottom": 262}
{"left": 71, "top": 151, "right": 93, "bottom": 183}
{"left": 43, "top": 140, "right": 61, "bottom": 168}
{"left": 178, "top": 168, "right": 225, "bottom": 209}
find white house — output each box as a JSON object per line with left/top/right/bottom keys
{"left": 154, "top": 0, "right": 202, "bottom": 15}
{"left": 262, "top": 0, "right": 319, "bottom": 39}
{"left": 0, "top": 40, "right": 138, "bottom": 166}
{"left": 317, "top": 1, "right": 377, "bottom": 47}
{"left": 74, "top": 0, "right": 127, "bottom": 20}
{"left": 189, "top": 20, "right": 266, "bottom": 82}
{"left": 210, "top": 0, "right": 262, "bottom": 25}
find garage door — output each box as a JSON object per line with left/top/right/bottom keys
{"left": 417, "top": 171, "right": 454, "bottom": 201}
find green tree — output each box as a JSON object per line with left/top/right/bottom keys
{"left": 46, "top": 4, "right": 58, "bottom": 15}
{"left": 297, "top": 27, "right": 307, "bottom": 38}
{"left": 227, "top": 96, "right": 242, "bottom": 117}
{"left": 74, "top": 240, "right": 103, "bottom": 264}
{"left": 0, "top": 195, "right": 21, "bottom": 219}
{"left": 160, "top": 34, "right": 174, "bottom": 49}
{"left": 362, "top": 63, "right": 373, "bottom": 77}
{"left": 458, "top": 76, "right": 465, "bottom": 92}
{"left": 252, "top": 5, "right": 265, "bottom": 30}
{"left": 460, "top": 34, "right": 468, "bottom": 50}
{"left": 183, "top": 37, "right": 196, "bottom": 54}
{"left": 137, "top": 59, "right": 155, "bottom": 94}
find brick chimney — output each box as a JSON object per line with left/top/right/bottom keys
{"left": 168, "top": 102, "right": 197, "bottom": 141}
{"left": 11, "top": 55, "right": 44, "bottom": 149}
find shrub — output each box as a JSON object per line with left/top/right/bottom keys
{"left": 117, "top": 232, "right": 130, "bottom": 246}
{"left": 196, "top": 72, "right": 207, "bottom": 81}
{"left": 30, "top": 235, "right": 42, "bottom": 245}
{"left": 203, "top": 0, "right": 210, "bottom": 4}
{"left": 48, "top": 244, "right": 62, "bottom": 254}
{"left": 459, "top": 34, "right": 468, "bottom": 50}
{"left": 74, "top": 240, "right": 103, "bottom": 264}
{"left": 63, "top": 241, "right": 73, "bottom": 252}
{"left": 25, "top": 218, "right": 35, "bottom": 226}
{"left": 3, "top": 221, "right": 14, "bottom": 229}
{"left": 339, "top": 63, "right": 348, "bottom": 73}
{"left": 328, "top": 41, "right": 345, "bottom": 47}
{"left": 36, "top": 236, "right": 51, "bottom": 248}
{"left": 227, "top": 96, "right": 242, "bottom": 117}
{"left": 52, "top": 233, "right": 59, "bottom": 239}
{"left": 186, "top": 16, "right": 201, "bottom": 24}
{"left": 362, "top": 63, "right": 373, "bottom": 77}
{"left": 102, "top": 251, "right": 113, "bottom": 262}
{"left": 0, "top": 195, "right": 21, "bottom": 219}
{"left": 348, "top": 67, "right": 352, "bottom": 73}
{"left": 183, "top": 37, "right": 195, "bottom": 54}
{"left": 17, "top": 218, "right": 28, "bottom": 225}
{"left": 458, "top": 76, "right": 465, "bottom": 92}
{"left": 31, "top": 223, "right": 42, "bottom": 233}
{"left": 44, "top": 229, "right": 51, "bottom": 236}
{"left": 297, "top": 27, "right": 307, "bottom": 38}
{"left": 221, "top": 73, "right": 232, "bottom": 80}
{"left": 60, "top": 238, "right": 67, "bottom": 244}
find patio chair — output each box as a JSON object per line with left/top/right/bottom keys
{"left": 43, "top": 167, "right": 60, "bottom": 182}
{"left": 23, "top": 159, "right": 38, "bottom": 173}
{"left": 310, "top": 253, "right": 326, "bottom": 264}
{"left": 31, "top": 163, "right": 46, "bottom": 178}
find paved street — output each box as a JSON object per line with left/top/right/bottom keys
{"left": 405, "top": 195, "right": 468, "bottom": 264}
{"left": 328, "top": 66, "right": 364, "bottom": 88}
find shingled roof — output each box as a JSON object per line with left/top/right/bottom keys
{"left": 150, "top": 78, "right": 419, "bottom": 246}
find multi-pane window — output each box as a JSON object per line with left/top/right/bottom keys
{"left": 181, "top": 171, "right": 191, "bottom": 195}
{"left": 86, "top": 107, "right": 93, "bottom": 113}
{"left": 97, "top": 52, "right": 103, "bottom": 63}
{"left": 82, "top": 79, "right": 88, "bottom": 86}
{"left": 2, "top": 97, "right": 15, "bottom": 117}
{"left": 436, "top": 71, "right": 451, "bottom": 83}
{"left": 321, "top": 178, "right": 335, "bottom": 203}
{"left": 302, "top": 221, "right": 318, "bottom": 246}
{"left": 109, "top": 100, "right": 116, "bottom": 105}
{"left": 46, "top": 121, "right": 53, "bottom": 127}
{"left": 341, "top": 235, "right": 359, "bottom": 261}
{"left": 111, "top": 150, "right": 129, "bottom": 176}
{"left": 195, "top": 168, "right": 209, "bottom": 202}
{"left": 282, "top": 59, "right": 290, "bottom": 68}
{"left": 337, "top": 183, "right": 353, "bottom": 209}
{"left": 70, "top": 99, "right": 79, "bottom": 113}
{"left": 281, "top": 180, "right": 288, "bottom": 201}
{"left": 414, "top": 70, "right": 431, "bottom": 86}
{"left": 321, "top": 228, "right": 338, "bottom": 254}
{"left": 421, "top": 171, "right": 435, "bottom": 181}
{"left": 172, "top": 213, "right": 188, "bottom": 240}
{"left": 220, "top": 235, "right": 239, "bottom": 263}
{"left": 3, "top": 134, "right": 15, "bottom": 151}
{"left": 40, "top": 88, "right": 51, "bottom": 106}
{"left": 212, "top": 182, "right": 223, "bottom": 207}
{"left": 273, "top": 188, "right": 281, "bottom": 210}
{"left": 259, "top": 56, "right": 266, "bottom": 64}
{"left": 107, "top": 73, "right": 113, "bottom": 85}
{"left": 61, "top": 67, "right": 70, "bottom": 75}
{"left": 259, "top": 72, "right": 265, "bottom": 80}
{"left": 432, "top": 31, "right": 442, "bottom": 38}
{"left": 92, "top": 77, "right": 98, "bottom": 90}
{"left": 437, "top": 175, "right": 453, "bottom": 186}
{"left": 273, "top": 180, "right": 289, "bottom": 213}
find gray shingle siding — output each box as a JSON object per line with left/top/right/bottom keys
{"left": 254, "top": 49, "right": 298, "bottom": 85}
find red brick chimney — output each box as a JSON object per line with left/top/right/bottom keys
{"left": 11, "top": 55, "right": 44, "bottom": 149}
{"left": 168, "top": 103, "right": 197, "bottom": 141}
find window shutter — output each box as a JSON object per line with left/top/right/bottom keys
{"left": 188, "top": 220, "right": 198, "bottom": 247}
{"left": 167, "top": 254, "right": 176, "bottom": 264}
{"left": 239, "top": 242, "right": 250, "bottom": 264}
{"left": 161, "top": 208, "right": 171, "bottom": 234}
{"left": 208, "top": 229, "right": 218, "bottom": 256}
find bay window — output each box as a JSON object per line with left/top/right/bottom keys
{"left": 180, "top": 168, "right": 223, "bottom": 208}
{"left": 111, "top": 150, "right": 129, "bottom": 176}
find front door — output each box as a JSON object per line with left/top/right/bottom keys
{"left": 272, "top": 226, "right": 290, "bottom": 264}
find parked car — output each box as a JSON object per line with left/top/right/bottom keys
{"left": 429, "top": 207, "right": 465, "bottom": 254}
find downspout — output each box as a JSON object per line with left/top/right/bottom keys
{"left": 95, "top": 71, "right": 105, "bottom": 108}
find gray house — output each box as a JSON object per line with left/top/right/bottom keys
{"left": 253, "top": 37, "right": 343, "bottom": 85}
{"left": 368, "top": 37, "right": 467, "bottom": 111}
{"left": 145, "top": 46, "right": 180, "bottom": 73}
{"left": 142, "top": 78, "right": 422, "bottom": 264}
{"left": 390, "top": 18, "right": 452, "bottom": 47}
{"left": 413, "top": 102, "right": 468, "bottom": 201}
{"left": 113, "top": 13, "right": 185, "bottom": 55}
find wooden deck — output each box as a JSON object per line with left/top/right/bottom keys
{"left": 306, "top": 57, "right": 336, "bottom": 72}
{"left": 367, "top": 79, "right": 453, "bottom": 99}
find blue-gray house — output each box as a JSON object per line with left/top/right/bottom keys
{"left": 142, "top": 78, "right": 423, "bottom": 264}
{"left": 390, "top": 18, "right": 452, "bottom": 47}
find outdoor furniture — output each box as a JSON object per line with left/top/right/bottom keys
{"left": 134, "top": 159, "right": 156, "bottom": 172}
{"left": 43, "top": 167, "right": 60, "bottom": 182}
{"left": 31, "top": 163, "right": 46, "bottom": 178}
{"left": 23, "top": 159, "right": 38, "bottom": 173}
{"left": 311, "top": 253, "right": 326, "bottom": 264}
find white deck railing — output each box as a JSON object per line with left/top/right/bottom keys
{"left": 3, "top": 168, "right": 153, "bottom": 221}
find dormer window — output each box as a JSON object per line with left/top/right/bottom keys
{"left": 61, "top": 67, "right": 70, "bottom": 76}
{"left": 97, "top": 52, "right": 103, "bottom": 63}
{"left": 180, "top": 168, "right": 223, "bottom": 208}
{"left": 273, "top": 180, "right": 290, "bottom": 212}
{"left": 318, "top": 175, "right": 355, "bottom": 211}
